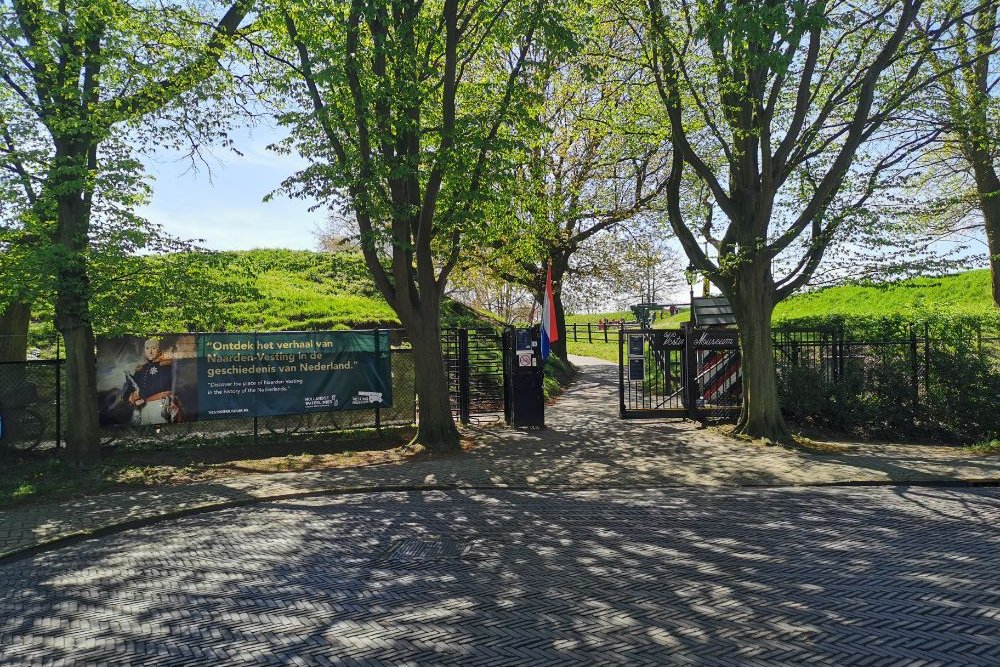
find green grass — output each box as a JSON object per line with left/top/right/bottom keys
{"left": 565, "top": 270, "right": 994, "bottom": 332}
{"left": 652, "top": 310, "right": 690, "bottom": 327}
{"left": 565, "top": 309, "right": 691, "bottom": 329}
{"left": 774, "top": 269, "right": 996, "bottom": 322}
{"left": 159, "top": 249, "right": 399, "bottom": 332}
{"left": 967, "top": 439, "right": 1000, "bottom": 456}
{"left": 543, "top": 354, "right": 576, "bottom": 400}
{"left": 27, "top": 249, "right": 496, "bottom": 349}
{"left": 566, "top": 339, "right": 619, "bottom": 362}
{"left": 0, "top": 459, "right": 113, "bottom": 508}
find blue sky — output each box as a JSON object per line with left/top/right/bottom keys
{"left": 134, "top": 122, "right": 989, "bottom": 296}
{"left": 136, "top": 124, "right": 323, "bottom": 251}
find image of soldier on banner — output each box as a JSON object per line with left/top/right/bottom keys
{"left": 97, "top": 335, "right": 198, "bottom": 427}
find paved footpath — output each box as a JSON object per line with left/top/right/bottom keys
{"left": 2, "top": 486, "right": 999, "bottom": 665}
{"left": 2, "top": 356, "right": 999, "bottom": 559}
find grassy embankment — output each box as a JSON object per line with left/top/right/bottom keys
{"left": 26, "top": 249, "right": 492, "bottom": 349}
{"left": 166, "top": 249, "right": 493, "bottom": 331}
{"left": 566, "top": 269, "right": 997, "bottom": 362}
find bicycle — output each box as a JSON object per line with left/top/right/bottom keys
{"left": 0, "top": 384, "right": 46, "bottom": 453}
{"left": 263, "top": 412, "right": 308, "bottom": 437}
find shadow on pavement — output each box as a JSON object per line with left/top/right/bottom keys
{"left": 2, "top": 486, "right": 999, "bottom": 665}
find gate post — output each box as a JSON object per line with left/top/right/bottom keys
{"left": 502, "top": 327, "right": 512, "bottom": 425}
{"left": 55, "top": 337, "right": 62, "bottom": 449}
{"left": 909, "top": 324, "right": 919, "bottom": 412}
{"left": 924, "top": 322, "right": 931, "bottom": 397}
{"left": 618, "top": 326, "right": 626, "bottom": 418}
{"left": 373, "top": 328, "right": 382, "bottom": 433}
{"left": 683, "top": 322, "right": 699, "bottom": 420}
{"left": 458, "top": 328, "right": 471, "bottom": 425}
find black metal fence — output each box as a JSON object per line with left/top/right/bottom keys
{"left": 0, "top": 358, "right": 63, "bottom": 451}
{"left": 617, "top": 321, "right": 1000, "bottom": 440}
{"left": 0, "top": 330, "right": 417, "bottom": 456}
{"left": 442, "top": 327, "right": 505, "bottom": 424}
{"left": 775, "top": 322, "right": 1000, "bottom": 441}
{"left": 619, "top": 326, "right": 744, "bottom": 421}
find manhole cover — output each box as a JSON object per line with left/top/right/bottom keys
{"left": 374, "top": 537, "right": 488, "bottom": 564}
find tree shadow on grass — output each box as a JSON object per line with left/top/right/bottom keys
{"left": 2, "top": 486, "right": 999, "bottom": 665}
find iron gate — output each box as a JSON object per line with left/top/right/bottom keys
{"left": 618, "top": 325, "right": 742, "bottom": 420}
{"left": 442, "top": 327, "right": 506, "bottom": 424}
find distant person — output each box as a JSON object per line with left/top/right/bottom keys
{"left": 121, "top": 338, "right": 183, "bottom": 425}
{"left": 669, "top": 304, "right": 677, "bottom": 316}
{"left": 598, "top": 318, "right": 605, "bottom": 331}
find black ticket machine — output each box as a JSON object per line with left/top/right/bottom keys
{"left": 504, "top": 326, "right": 545, "bottom": 428}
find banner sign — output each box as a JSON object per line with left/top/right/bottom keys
{"left": 97, "top": 331, "right": 392, "bottom": 427}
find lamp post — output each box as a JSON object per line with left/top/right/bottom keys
{"left": 685, "top": 263, "right": 697, "bottom": 306}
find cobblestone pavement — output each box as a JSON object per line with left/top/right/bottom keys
{"left": 2, "top": 486, "right": 999, "bottom": 665}
{"left": 2, "top": 356, "right": 999, "bottom": 559}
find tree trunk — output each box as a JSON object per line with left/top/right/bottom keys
{"left": 406, "top": 311, "right": 461, "bottom": 453}
{"left": 53, "top": 175, "right": 100, "bottom": 467}
{"left": 971, "top": 162, "right": 1000, "bottom": 307}
{"left": 987, "top": 213, "right": 1000, "bottom": 308}
{"left": 729, "top": 263, "right": 790, "bottom": 442}
{"left": 987, "top": 215, "right": 1000, "bottom": 308}
{"left": 0, "top": 302, "right": 31, "bottom": 363}
{"left": 60, "top": 322, "right": 99, "bottom": 466}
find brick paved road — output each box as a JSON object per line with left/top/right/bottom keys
{"left": 2, "top": 486, "right": 999, "bottom": 665}
{"left": 5, "top": 356, "right": 1000, "bottom": 560}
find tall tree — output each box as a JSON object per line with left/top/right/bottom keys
{"left": 914, "top": 0, "right": 1000, "bottom": 305}
{"left": 482, "top": 12, "right": 670, "bottom": 359}
{"left": 448, "top": 267, "right": 534, "bottom": 325}
{"left": 269, "top": 0, "right": 574, "bottom": 451}
{"left": 0, "top": 0, "right": 254, "bottom": 465}
{"left": 557, "top": 215, "right": 685, "bottom": 314}
{"left": 641, "top": 0, "right": 946, "bottom": 440}
{"left": 0, "top": 80, "right": 47, "bottom": 361}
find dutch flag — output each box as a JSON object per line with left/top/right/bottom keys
{"left": 540, "top": 263, "right": 559, "bottom": 361}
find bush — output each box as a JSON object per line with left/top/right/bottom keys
{"left": 775, "top": 313, "right": 1000, "bottom": 444}
{"left": 777, "top": 364, "right": 855, "bottom": 430}
{"left": 926, "top": 345, "right": 1000, "bottom": 443}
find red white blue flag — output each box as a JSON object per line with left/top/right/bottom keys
{"left": 540, "top": 263, "right": 559, "bottom": 360}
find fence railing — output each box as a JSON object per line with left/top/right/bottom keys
{"left": 568, "top": 320, "right": 643, "bottom": 344}
{"left": 773, "top": 323, "right": 1000, "bottom": 441}
{"left": 0, "top": 329, "right": 417, "bottom": 455}
{"left": 4, "top": 322, "right": 998, "bottom": 452}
